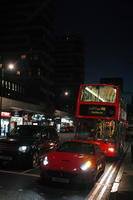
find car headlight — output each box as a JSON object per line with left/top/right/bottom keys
{"left": 108, "top": 147, "right": 115, "bottom": 152}
{"left": 18, "top": 145, "right": 30, "bottom": 153}
{"left": 43, "top": 156, "right": 49, "bottom": 166}
{"left": 80, "top": 161, "right": 92, "bottom": 171}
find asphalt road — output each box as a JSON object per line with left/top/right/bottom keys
{"left": 0, "top": 166, "right": 89, "bottom": 200}
{"left": 0, "top": 134, "right": 131, "bottom": 200}
{"left": 0, "top": 156, "right": 125, "bottom": 200}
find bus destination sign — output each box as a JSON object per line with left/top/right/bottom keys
{"left": 79, "top": 104, "right": 116, "bottom": 118}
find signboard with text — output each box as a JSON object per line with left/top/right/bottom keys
{"left": 1, "top": 112, "right": 11, "bottom": 118}
{"left": 79, "top": 104, "right": 116, "bottom": 118}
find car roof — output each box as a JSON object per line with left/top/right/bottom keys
{"left": 16, "top": 125, "right": 55, "bottom": 128}
{"left": 64, "top": 139, "right": 98, "bottom": 145}
{"left": 17, "top": 125, "right": 42, "bottom": 127}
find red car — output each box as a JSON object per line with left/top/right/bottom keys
{"left": 40, "top": 139, "right": 106, "bottom": 187}
{"left": 87, "top": 139, "right": 121, "bottom": 158}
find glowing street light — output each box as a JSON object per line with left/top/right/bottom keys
{"left": 8, "top": 63, "right": 15, "bottom": 70}
{"left": 64, "top": 91, "right": 69, "bottom": 96}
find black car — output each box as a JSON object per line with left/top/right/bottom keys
{"left": 0, "top": 125, "right": 59, "bottom": 168}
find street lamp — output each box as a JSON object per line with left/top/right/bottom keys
{"left": 0, "top": 62, "right": 15, "bottom": 136}
{"left": 64, "top": 91, "right": 69, "bottom": 96}
{"left": 8, "top": 63, "right": 15, "bottom": 70}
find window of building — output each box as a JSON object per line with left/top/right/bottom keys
{"left": 5, "top": 81, "right": 8, "bottom": 88}
{"left": 15, "top": 84, "right": 17, "bottom": 91}
{"left": 16, "top": 71, "right": 21, "bottom": 75}
{"left": 12, "top": 83, "right": 14, "bottom": 91}
{"left": 18, "top": 85, "right": 22, "bottom": 93}
{"left": 8, "top": 82, "right": 11, "bottom": 89}
{"left": 21, "top": 55, "right": 27, "bottom": 59}
{"left": 34, "top": 55, "right": 39, "bottom": 60}
{"left": 2, "top": 80, "right": 4, "bottom": 87}
{"left": 38, "top": 68, "right": 41, "bottom": 76}
{"left": 17, "top": 84, "right": 19, "bottom": 93}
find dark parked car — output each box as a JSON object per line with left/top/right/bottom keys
{"left": 0, "top": 125, "right": 59, "bottom": 168}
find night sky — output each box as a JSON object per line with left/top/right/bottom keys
{"left": 55, "top": 0, "right": 133, "bottom": 102}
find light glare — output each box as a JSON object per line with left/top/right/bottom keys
{"left": 80, "top": 161, "right": 91, "bottom": 170}
{"left": 18, "top": 145, "right": 28, "bottom": 152}
{"left": 8, "top": 64, "right": 14, "bottom": 70}
{"left": 43, "top": 156, "right": 48, "bottom": 166}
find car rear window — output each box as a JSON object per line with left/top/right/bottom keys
{"left": 9, "top": 125, "right": 43, "bottom": 137}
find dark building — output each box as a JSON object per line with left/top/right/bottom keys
{"left": 0, "top": 1, "right": 55, "bottom": 134}
{"left": 54, "top": 35, "right": 85, "bottom": 116}
{"left": 100, "top": 77, "right": 123, "bottom": 92}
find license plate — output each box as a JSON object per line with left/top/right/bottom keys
{"left": 0, "top": 155, "right": 13, "bottom": 161}
{"left": 52, "top": 177, "right": 69, "bottom": 183}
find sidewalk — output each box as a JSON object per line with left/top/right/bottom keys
{"left": 111, "top": 143, "right": 133, "bottom": 200}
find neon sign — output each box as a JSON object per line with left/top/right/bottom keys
{"left": 1, "top": 112, "right": 11, "bottom": 118}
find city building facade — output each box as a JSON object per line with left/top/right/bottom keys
{"left": 0, "top": 0, "right": 56, "bottom": 135}
{"left": 54, "top": 35, "right": 85, "bottom": 118}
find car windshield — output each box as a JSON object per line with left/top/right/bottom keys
{"left": 8, "top": 125, "right": 43, "bottom": 138}
{"left": 58, "top": 142, "right": 94, "bottom": 155}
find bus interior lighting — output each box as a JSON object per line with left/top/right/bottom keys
{"left": 85, "top": 87, "right": 105, "bottom": 102}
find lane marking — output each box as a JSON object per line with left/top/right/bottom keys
{"left": 111, "top": 164, "right": 124, "bottom": 193}
{"left": 22, "top": 167, "right": 39, "bottom": 174}
{"left": 86, "top": 162, "right": 116, "bottom": 200}
{"left": 110, "top": 144, "right": 130, "bottom": 193}
{"left": 0, "top": 169, "right": 40, "bottom": 177}
{"left": 96, "top": 161, "right": 119, "bottom": 200}
{"left": 87, "top": 143, "right": 130, "bottom": 200}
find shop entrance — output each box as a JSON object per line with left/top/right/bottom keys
{"left": 1, "top": 118, "right": 10, "bottom": 136}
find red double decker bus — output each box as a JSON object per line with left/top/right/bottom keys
{"left": 75, "top": 83, "right": 127, "bottom": 158}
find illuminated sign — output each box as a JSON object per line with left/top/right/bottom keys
{"left": 1, "top": 112, "right": 11, "bottom": 118}
{"left": 79, "top": 104, "right": 116, "bottom": 118}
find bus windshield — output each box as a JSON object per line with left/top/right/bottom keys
{"left": 80, "top": 85, "right": 117, "bottom": 103}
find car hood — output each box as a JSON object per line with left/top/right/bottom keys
{"left": 41, "top": 152, "right": 96, "bottom": 172}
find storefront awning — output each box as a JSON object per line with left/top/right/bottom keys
{"left": 1, "top": 97, "right": 45, "bottom": 114}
